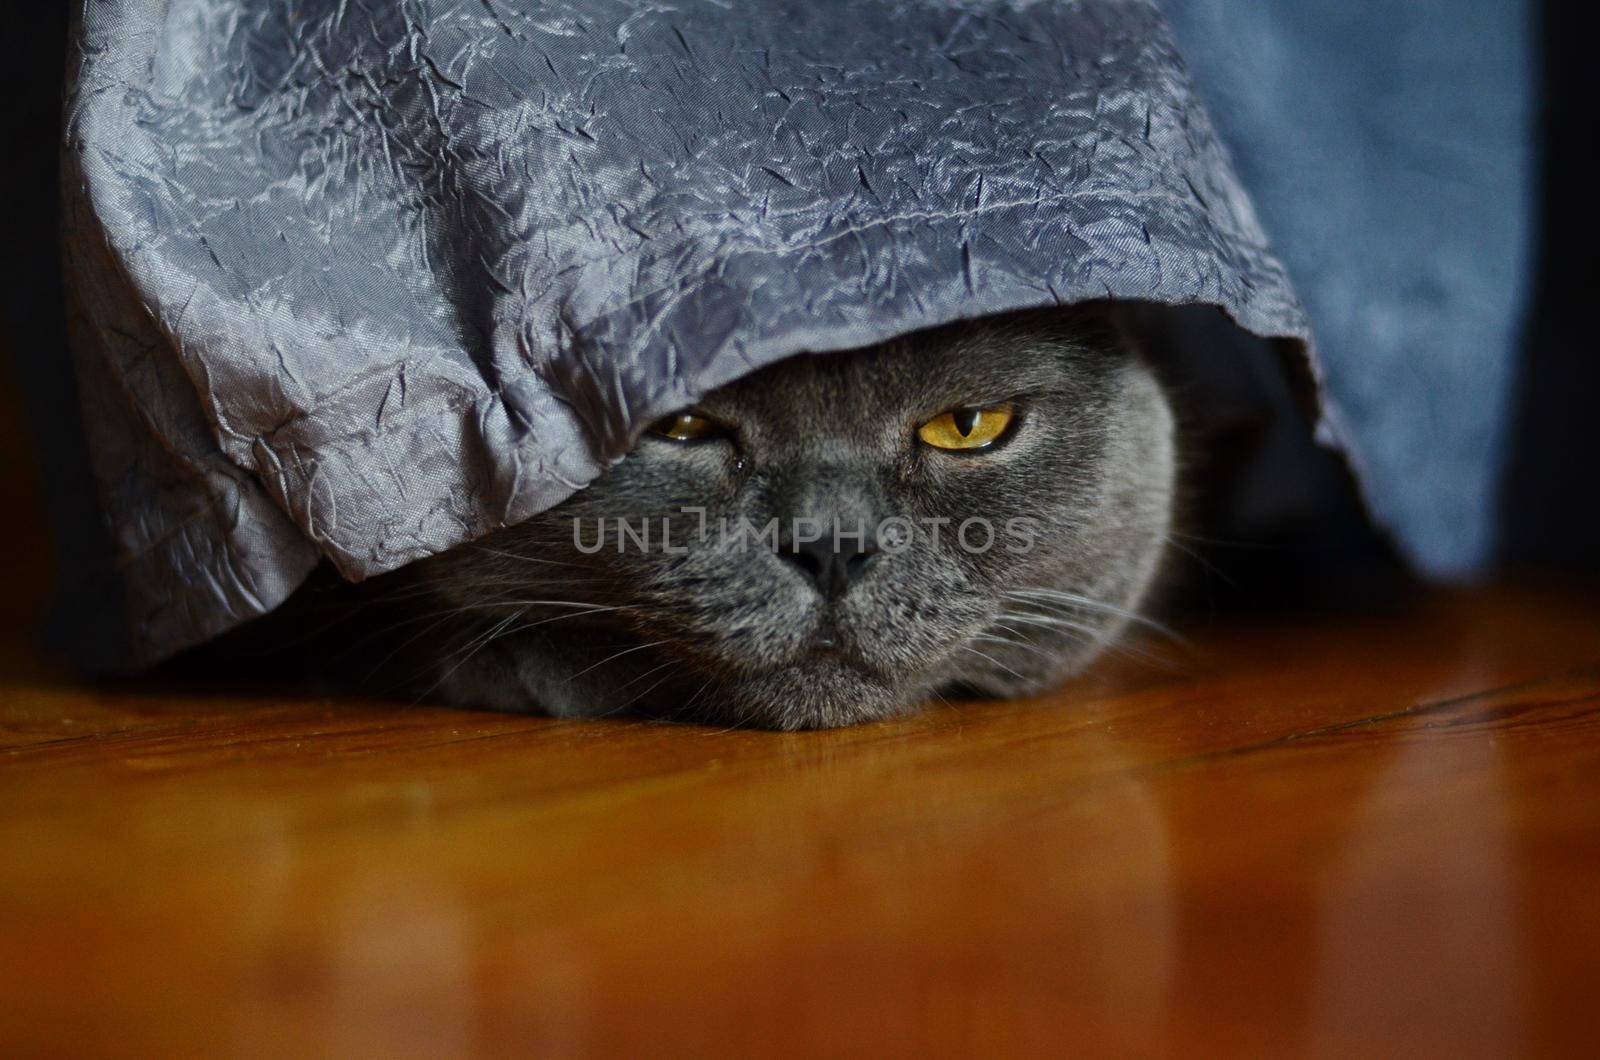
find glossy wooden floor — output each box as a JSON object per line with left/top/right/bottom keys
{"left": 2, "top": 580, "right": 1598, "bottom": 1056}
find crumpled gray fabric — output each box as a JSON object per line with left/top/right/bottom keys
{"left": 62, "top": 0, "right": 1310, "bottom": 668}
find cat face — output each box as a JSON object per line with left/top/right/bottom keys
{"left": 417, "top": 309, "right": 1175, "bottom": 729}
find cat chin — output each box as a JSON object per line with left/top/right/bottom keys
{"left": 428, "top": 635, "right": 914, "bottom": 730}
{"left": 709, "top": 656, "right": 916, "bottom": 730}
{"left": 425, "top": 605, "right": 1109, "bottom": 729}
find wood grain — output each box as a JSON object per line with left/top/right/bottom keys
{"left": 2, "top": 585, "right": 1598, "bottom": 1056}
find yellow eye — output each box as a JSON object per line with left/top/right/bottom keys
{"left": 916, "top": 404, "right": 1015, "bottom": 451}
{"left": 648, "top": 411, "right": 722, "bottom": 442}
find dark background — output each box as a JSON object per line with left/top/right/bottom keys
{"left": 1501, "top": 0, "right": 1595, "bottom": 568}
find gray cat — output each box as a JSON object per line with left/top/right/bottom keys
{"left": 412, "top": 307, "right": 1175, "bottom": 729}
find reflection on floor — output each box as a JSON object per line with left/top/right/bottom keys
{"left": 2, "top": 585, "right": 1598, "bottom": 1054}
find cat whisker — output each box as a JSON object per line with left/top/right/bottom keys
{"left": 997, "top": 609, "right": 1171, "bottom": 665}
{"left": 452, "top": 598, "right": 625, "bottom": 612}
{"left": 377, "top": 601, "right": 630, "bottom": 687}
{"left": 989, "top": 620, "right": 1053, "bottom": 647}
{"left": 564, "top": 639, "right": 672, "bottom": 683}
{"left": 467, "top": 545, "right": 586, "bottom": 569}
{"left": 485, "top": 604, "right": 635, "bottom": 650}
{"left": 416, "top": 607, "right": 532, "bottom": 698}
{"left": 1160, "top": 533, "right": 1235, "bottom": 584}
{"left": 344, "top": 595, "right": 622, "bottom": 666}
{"left": 996, "top": 609, "right": 1105, "bottom": 640}
{"left": 441, "top": 610, "right": 525, "bottom": 667}
{"left": 436, "top": 578, "right": 612, "bottom": 596}
{"left": 1006, "top": 586, "right": 1170, "bottom": 630}
{"left": 362, "top": 608, "right": 486, "bottom": 679}
{"left": 607, "top": 660, "right": 684, "bottom": 716}
{"left": 1005, "top": 585, "right": 1136, "bottom": 611}
{"left": 683, "top": 675, "right": 719, "bottom": 715}
{"left": 611, "top": 656, "right": 679, "bottom": 694}
{"left": 998, "top": 609, "right": 1177, "bottom": 669}
{"left": 929, "top": 688, "right": 970, "bottom": 722}
{"left": 1003, "top": 588, "right": 1188, "bottom": 645}
{"left": 1094, "top": 635, "right": 1180, "bottom": 669}
{"left": 959, "top": 644, "right": 1030, "bottom": 683}
{"left": 360, "top": 596, "right": 613, "bottom": 638}
{"left": 969, "top": 632, "right": 1057, "bottom": 660}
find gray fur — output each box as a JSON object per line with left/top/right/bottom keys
{"left": 414, "top": 309, "right": 1175, "bottom": 729}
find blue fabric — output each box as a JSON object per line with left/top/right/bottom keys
{"left": 1162, "top": 0, "right": 1538, "bottom": 577}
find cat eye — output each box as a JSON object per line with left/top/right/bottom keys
{"left": 916, "top": 403, "right": 1016, "bottom": 451}
{"left": 648, "top": 411, "right": 724, "bottom": 442}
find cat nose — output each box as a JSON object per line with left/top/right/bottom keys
{"left": 777, "top": 532, "right": 879, "bottom": 600}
